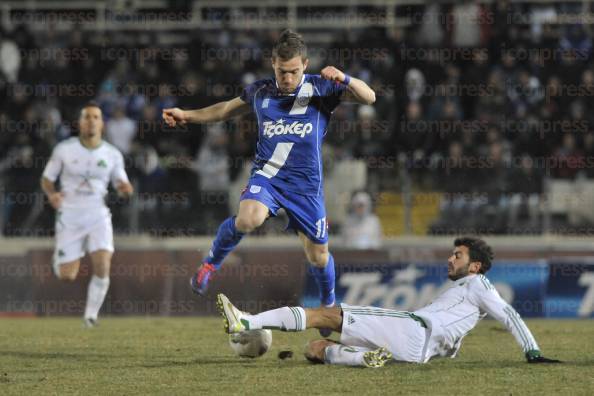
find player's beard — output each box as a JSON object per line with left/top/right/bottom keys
{"left": 279, "top": 84, "right": 295, "bottom": 94}
{"left": 448, "top": 264, "right": 470, "bottom": 281}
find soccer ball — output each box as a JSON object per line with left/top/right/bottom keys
{"left": 228, "top": 330, "right": 272, "bottom": 358}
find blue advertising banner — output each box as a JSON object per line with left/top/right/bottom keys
{"left": 545, "top": 262, "right": 594, "bottom": 318}
{"left": 302, "top": 261, "right": 549, "bottom": 317}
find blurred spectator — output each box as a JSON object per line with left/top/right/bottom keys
{"left": 3, "top": 5, "right": 594, "bottom": 235}
{"left": 479, "top": 141, "right": 509, "bottom": 205}
{"left": 404, "top": 68, "right": 426, "bottom": 103}
{"left": 559, "top": 25, "right": 592, "bottom": 60}
{"left": 506, "top": 155, "right": 543, "bottom": 232}
{"left": 106, "top": 105, "right": 137, "bottom": 155}
{"left": 450, "top": 2, "right": 483, "bottom": 47}
{"left": 342, "top": 191, "right": 382, "bottom": 249}
{"left": 191, "top": 123, "right": 231, "bottom": 230}
{"left": 0, "top": 29, "right": 21, "bottom": 83}
{"left": 550, "top": 133, "right": 585, "bottom": 179}
{"left": 132, "top": 144, "right": 167, "bottom": 230}
{"left": 0, "top": 137, "right": 37, "bottom": 235}
{"left": 415, "top": 4, "right": 444, "bottom": 47}
{"left": 193, "top": 124, "right": 230, "bottom": 192}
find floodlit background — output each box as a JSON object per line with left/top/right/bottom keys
{"left": 0, "top": 0, "right": 593, "bottom": 319}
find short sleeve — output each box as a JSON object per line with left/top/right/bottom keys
{"left": 42, "top": 145, "right": 63, "bottom": 182}
{"left": 240, "top": 82, "right": 259, "bottom": 106}
{"left": 110, "top": 150, "right": 130, "bottom": 187}
{"left": 318, "top": 77, "right": 347, "bottom": 112}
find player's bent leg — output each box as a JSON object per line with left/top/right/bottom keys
{"left": 84, "top": 249, "right": 112, "bottom": 326}
{"left": 192, "top": 199, "right": 270, "bottom": 296}
{"left": 56, "top": 260, "right": 81, "bottom": 281}
{"left": 235, "top": 199, "right": 269, "bottom": 233}
{"left": 300, "top": 233, "right": 329, "bottom": 267}
{"left": 305, "top": 307, "right": 343, "bottom": 331}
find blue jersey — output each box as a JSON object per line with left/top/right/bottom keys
{"left": 240, "top": 74, "right": 347, "bottom": 196}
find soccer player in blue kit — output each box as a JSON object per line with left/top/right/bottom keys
{"left": 162, "top": 30, "right": 376, "bottom": 313}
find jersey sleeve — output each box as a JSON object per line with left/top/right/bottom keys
{"left": 110, "top": 150, "right": 130, "bottom": 187}
{"left": 317, "top": 77, "right": 348, "bottom": 112}
{"left": 42, "top": 145, "right": 63, "bottom": 182}
{"left": 468, "top": 275, "right": 540, "bottom": 354}
{"left": 240, "top": 81, "right": 262, "bottom": 106}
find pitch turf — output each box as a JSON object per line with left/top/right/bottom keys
{"left": 0, "top": 317, "right": 592, "bottom": 395}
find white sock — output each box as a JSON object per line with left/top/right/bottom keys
{"left": 324, "top": 344, "right": 371, "bottom": 366}
{"left": 245, "top": 307, "right": 307, "bottom": 332}
{"left": 84, "top": 275, "right": 110, "bottom": 320}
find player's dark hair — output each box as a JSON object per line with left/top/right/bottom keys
{"left": 454, "top": 237, "right": 494, "bottom": 274}
{"left": 272, "top": 29, "right": 307, "bottom": 61}
{"left": 79, "top": 101, "right": 101, "bottom": 117}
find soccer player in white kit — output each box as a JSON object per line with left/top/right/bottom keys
{"left": 217, "top": 237, "right": 561, "bottom": 367}
{"left": 41, "top": 102, "right": 134, "bottom": 327}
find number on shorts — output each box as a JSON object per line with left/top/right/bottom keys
{"left": 315, "top": 217, "right": 327, "bottom": 239}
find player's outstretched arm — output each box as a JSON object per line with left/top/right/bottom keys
{"left": 162, "top": 97, "right": 251, "bottom": 127}
{"left": 469, "top": 277, "right": 562, "bottom": 363}
{"left": 320, "top": 66, "right": 376, "bottom": 105}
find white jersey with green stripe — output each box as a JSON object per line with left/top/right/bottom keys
{"left": 42, "top": 137, "right": 129, "bottom": 210}
{"left": 414, "top": 274, "right": 539, "bottom": 362}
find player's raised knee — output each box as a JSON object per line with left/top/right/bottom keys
{"left": 57, "top": 261, "right": 80, "bottom": 281}
{"left": 235, "top": 214, "right": 265, "bottom": 233}
{"left": 57, "top": 270, "right": 78, "bottom": 282}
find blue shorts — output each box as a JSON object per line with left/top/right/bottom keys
{"left": 240, "top": 176, "right": 328, "bottom": 244}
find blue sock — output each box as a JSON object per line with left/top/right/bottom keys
{"left": 309, "top": 253, "right": 336, "bottom": 306}
{"left": 204, "top": 216, "right": 245, "bottom": 269}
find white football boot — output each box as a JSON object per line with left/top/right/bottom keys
{"left": 362, "top": 347, "right": 393, "bottom": 368}
{"left": 216, "top": 293, "right": 247, "bottom": 334}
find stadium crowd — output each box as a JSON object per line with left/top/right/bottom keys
{"left": 1, "top": 1, "right": 594, "bottom": 237}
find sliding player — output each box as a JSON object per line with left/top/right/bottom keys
{"left": 162, "top": 30, "right": 375, "bottom": 322}
{"left": 217, "top": 237, "right": 561, "bottom": 367}
{"left": 41, "top": 102, "right": 134, "bottom": 327}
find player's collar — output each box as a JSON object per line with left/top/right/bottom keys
{"left": 275, "top": 74, "right": 305, "bottom": 96}
{"left": 458, "top": 274, "right": 476, "bottom": 284}
{"left": 78, "top": 137, "right": 104, "bottom": 151}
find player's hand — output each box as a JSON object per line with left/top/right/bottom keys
{"left": 320, "top": 66, "right": 346, "bottom": 83}
{"left": 525, "top": 351, "right": 562, "bottom": 363}
{"left": 116, "top": 181, "right": 134, "bottom": 198}
{"left": 162, "top": 107, "right": 187, "bottom": 127}
{"left": 47, "top": 192, "right": 64, "bottom": 210}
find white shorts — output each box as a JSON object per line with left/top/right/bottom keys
{"left": 340, "top": 304, "right": 428, "bottom": 363}
{"left": 53, "top": 206, "right": 113, "bottom": 275}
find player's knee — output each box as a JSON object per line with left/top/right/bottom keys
{"left": 57, "top": 269, "right": 78, "bottom": 282}
{"left": 57, "top": 261, "right": 80, "bottom": 281}
{"left": 309, "top": 250, "right": 329, "bottom": 268}
{"left": 93, "top": 263, "right": 110, "bottom": 278}
{"left": 235, "top": 214, "right": 264, "bottom": 233}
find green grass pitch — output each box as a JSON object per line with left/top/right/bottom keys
{"left": 0, "top": 317, "right": 592, "bottom": 395}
